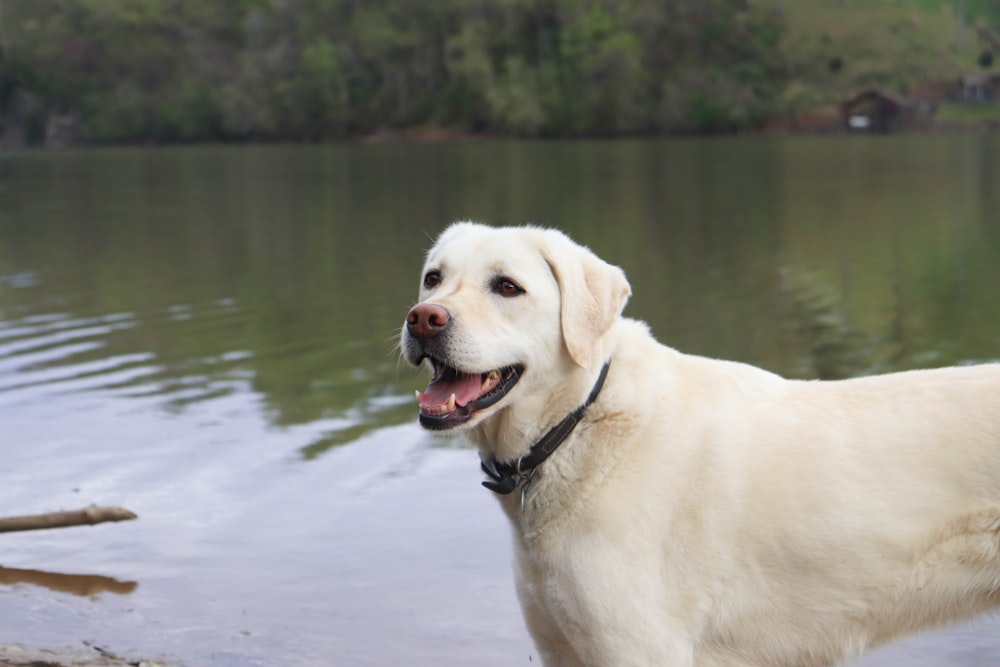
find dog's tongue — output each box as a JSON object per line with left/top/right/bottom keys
{"left": 418, "top": 368, "right": 481, "bottom": 409}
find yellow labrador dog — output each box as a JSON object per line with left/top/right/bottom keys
{"left": 401, "top": 221, "right": 1000, "bottom": 667}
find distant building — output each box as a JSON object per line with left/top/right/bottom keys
{"left": 840, "top": 88, "right": 932, "bottom": 133}
{"left": 957, "top": 73, "right": 1000, "bottom": 103}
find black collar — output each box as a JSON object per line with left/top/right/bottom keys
{"left": 480, "top": 360, "right": 612, "bottom": 495}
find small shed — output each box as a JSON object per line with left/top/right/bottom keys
{"left": 840, "top": 88, "right": 917, "bottom": 133}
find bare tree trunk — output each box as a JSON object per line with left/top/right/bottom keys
{"left": 0, "top": 506, "right": 137, "bottom": 534}
{"left": 956, "top": 0, "right": 967, "bottom": 50}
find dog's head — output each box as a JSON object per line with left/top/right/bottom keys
{"left": 401, "top": 222, "right": 630, "bottom": 432}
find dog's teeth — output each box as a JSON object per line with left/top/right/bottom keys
{"left": 414, "top": 390, "right": 421, "bottom": 401}
{"left": 448, "top": 393, "right": 456, "bottom": 411}
{"left": 481, "top": 370, "right": 500, "bottom": 391}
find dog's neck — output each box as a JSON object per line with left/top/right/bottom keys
{"left": 478, "top": 360, "right": 612, "bottom": 495}
{"left": 468, "top": 357, "right": 612, "bottom": 469}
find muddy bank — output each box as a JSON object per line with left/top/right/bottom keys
{"left": 0, "top": 644, "right": 176, "bottom": 667}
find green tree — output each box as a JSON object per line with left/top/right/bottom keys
{"left": 0, "top": 0, "right": 789, "bottom": 144}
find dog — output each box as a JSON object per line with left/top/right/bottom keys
{"left": 400, "top": 221, "right": 1000, "bottom": 667}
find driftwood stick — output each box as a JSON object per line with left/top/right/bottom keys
{"left": 0, "top": 506, "right": 137, "bottom": 534}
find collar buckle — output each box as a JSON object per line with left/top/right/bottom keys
{"left": 480, "top": 457, "right": 518, "bottom": 494}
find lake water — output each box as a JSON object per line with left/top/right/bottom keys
{"left": 0, "top": 136, "right": 999, "bottom": 666}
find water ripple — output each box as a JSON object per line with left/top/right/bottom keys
{"left": 0, "top": 352, "right": 157, "bottom": 396}
{"left": 0, "top": 306, "right": 244, "bottom": 409}
{"left": 0, "top": 290, "right": 414, "bottom": 437}
{"left": 0, "top": 315, "right": 134, "bottom": 353}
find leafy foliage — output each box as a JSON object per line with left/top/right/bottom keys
{"left": 0, "top": 0, "right": 788, "bottom": 143}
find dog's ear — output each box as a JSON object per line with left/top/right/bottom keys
{"left": 541, "top": 231, "right": 631, "bottom": 369}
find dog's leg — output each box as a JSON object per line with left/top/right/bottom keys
{"left": 538, "top": 544, "right": 696, "bottom": 667}
{"left": 515, "top": 549, "right": 587, "bottom": 667}
{"left": 519, "top": 592, "right": 585, "bottom": 667}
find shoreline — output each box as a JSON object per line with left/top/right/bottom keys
{"left": 6, "top": 112, "right": 999, "bottom": 151}
{"left": 0, "top": 644, "right": 176, "bottom": 667}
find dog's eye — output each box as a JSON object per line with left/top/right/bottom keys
{"left": 423, "top": 270, "right": 441, "bottom": 289}
{"left": 493, "top": 277, "right": 524, "bottom": 297}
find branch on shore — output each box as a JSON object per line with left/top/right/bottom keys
{"left": 0, "top": 506, "right": 137, "bottom": 534}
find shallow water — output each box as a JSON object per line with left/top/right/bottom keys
{"left": 0, "top": 138, "right": 999, "bottom": 665}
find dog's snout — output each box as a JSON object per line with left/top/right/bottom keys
{"left": 406, "top": 303, "right": 451, "bottom": 339}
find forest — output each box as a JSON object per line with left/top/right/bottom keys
{"left": 0, "top": 0, "right": 997, "bottom": 145}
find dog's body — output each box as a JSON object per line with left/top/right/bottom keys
{"left": 401, "top": 222, "right": 1000, "bottom": 667}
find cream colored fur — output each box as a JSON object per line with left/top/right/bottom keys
{"left": 403, "top": 221, "right": 1000, "bottom": 667}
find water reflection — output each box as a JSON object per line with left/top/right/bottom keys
{"left": 777, "top": 267, "right": 873, "bottom": 379}
{"left": 2, "top": 140, "right": 999, "bottom": 435}
{"left": 0, "top": 566, "right": 137, "bottom": 597}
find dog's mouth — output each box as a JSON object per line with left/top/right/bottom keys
{"left": 415, "top": 359, "right": 523, "bottom": 430}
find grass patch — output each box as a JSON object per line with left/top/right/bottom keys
{"left": 935, "top": 101, "right": 1000, "bottom": 124}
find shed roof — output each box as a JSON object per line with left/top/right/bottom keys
{"left": 841, "top": 87, "right": 915, "bottom": 110}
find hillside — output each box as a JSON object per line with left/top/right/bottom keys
{"left": 780, "top": 0, "right": 993, "bottom": 112}
{"left": 0, "top": 0, "right": 997, "bottom": 145}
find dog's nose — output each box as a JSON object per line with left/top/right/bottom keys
{"left": 406, "top": 303, "right": 451, "bottom": 339}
